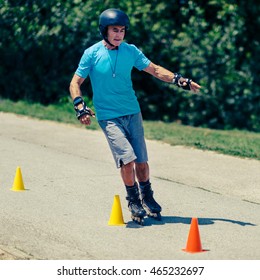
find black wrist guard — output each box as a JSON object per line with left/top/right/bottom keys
{"left": 73, "top": 96, "right": 92, "bottom": 119}
{"left": 172, "top": 73, "right": 192, "bottom": 91}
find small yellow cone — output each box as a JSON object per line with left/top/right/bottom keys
{"left": 108, "top": 195, "right": 125, "bottom": 226}
{"left": 11, "top": 167, "right": 25, "bottom": 191}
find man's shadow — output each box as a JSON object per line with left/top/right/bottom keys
{"left": 126, "top": 215, "right": 256, "bottom": 228}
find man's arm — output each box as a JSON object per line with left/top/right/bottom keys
{"left": 143, "top": 62, "right": 201, "bottom": 93}
{"left": 69, "top": 74, "right": 95, "bottom": 125}
{"left": 69, "top": 74, "right": 85, "bottom": 100}
{"left": 143, "top": 62, "right": 174, "bottom": 83}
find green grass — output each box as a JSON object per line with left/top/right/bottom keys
{"left": 0, "top": 98, "right": 100, "bottom": 129}
{"left": 144, "top": 121, "right": 260, "bottom": 159}
{"left": 1, "top": 98, "right": 259, "bottom": 160}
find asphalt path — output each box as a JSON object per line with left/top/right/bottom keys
{"left": 0, "top": 112, "right": 260, "bottom": 260}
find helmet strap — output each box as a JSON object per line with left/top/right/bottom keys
{"left": 104, "top": 37, "right": 115, "bottom": 47}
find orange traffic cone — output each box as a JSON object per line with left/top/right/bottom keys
{"left": 108, "top": 195, "right": 125, "bottom": 226}
{"left": 182, "top": 217, "right": 206, "bottom": 253}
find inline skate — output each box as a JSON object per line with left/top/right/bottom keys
{"left": 126, "top": 184, "right": 147, "bottom": 225}
{"left": 140, "top": 183, "right": 162, "bottom": 221}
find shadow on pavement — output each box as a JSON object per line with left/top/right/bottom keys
{"left": 126, "top": 216, "right": 256, "bottom": 228}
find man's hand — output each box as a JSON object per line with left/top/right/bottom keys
{"left": 180, "top": 78, "right": 201, "bottom": 93}
{"left": 189, "top": 81, "right": 201, "bottom": 93}
{"left": 173, "top": 73, "right": 201, "bottom": 93}
{"left": 79, "top": 108, "right": 95, "bottom": 126}
{"left": 73, "top": 96, "right": 95, "bottom": 126}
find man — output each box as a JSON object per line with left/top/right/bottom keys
{"left": 69, "top": 8, "right": 201, "bottom": 225}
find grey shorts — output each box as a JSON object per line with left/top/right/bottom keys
{"left": 98, "top": 112, "right": 148, "bottom": 168}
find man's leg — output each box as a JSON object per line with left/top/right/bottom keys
{"left": 121, "top": 161, "right": 146, "bottom": 225}
{"left": 120, "top": 161, "right": 135, "bottom": 186}
{"left": 135, "top": 162, "right": 149, "bottom": 182}
{"left": 121, "top": 161, "right": 149, "bottom": 185}
{"left": 135, "top": 162, "right": 162, "bottom": 220}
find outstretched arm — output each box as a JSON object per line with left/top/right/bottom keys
{"left": 143, "top": 62, "right": 201, "bottom": 93}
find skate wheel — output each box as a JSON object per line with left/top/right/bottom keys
{"left": 148, "top": 212, "right": 162, "bottom": 221}
{"left": 131, "top": 215, "right": 145, "bottom": 226}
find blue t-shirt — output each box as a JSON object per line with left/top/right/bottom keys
{"left": 75, "top": 41, "right": 151, "bottom": 120}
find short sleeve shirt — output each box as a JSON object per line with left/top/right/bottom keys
{"left": 75, "top": 41, "right": 151, "bottom": 120}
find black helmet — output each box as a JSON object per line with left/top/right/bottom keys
{"left": 99, "top": 8, "right": 130, "bottom": 45}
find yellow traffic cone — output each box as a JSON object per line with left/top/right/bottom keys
{"left": 108, "top": 195, "right": 125, "bottom": 226}
{"left": 11, "top": 167, "right": 25, "bottom": 191}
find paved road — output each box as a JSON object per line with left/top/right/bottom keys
{"left": 0, "top": 112, "right": 260, "bottom": 260}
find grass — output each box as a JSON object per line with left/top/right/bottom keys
{"left": 0, "top": 98, "right": 259, "bottom": 160}
{"left": 144, "top": 121, "right": 260, "bottom": 159}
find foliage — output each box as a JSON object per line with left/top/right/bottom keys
{"left": 0, "top": 0, "right": 259, "bottom": 131}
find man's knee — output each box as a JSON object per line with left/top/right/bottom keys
{"left": 136, "top": 162, "right": 148, "bottom": 171}
{"left": 135, "top": 162, "right": 149, "bottom": 181}
{"left": 121, "top": 160, "right": 135, "bottom": 170}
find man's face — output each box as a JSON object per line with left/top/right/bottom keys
{"left": 107, "top": 25, "right": 126, "bottom": 47}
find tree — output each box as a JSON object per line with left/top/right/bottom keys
{"left": 0, "top": 0, "right": 259, "bottom": 131}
